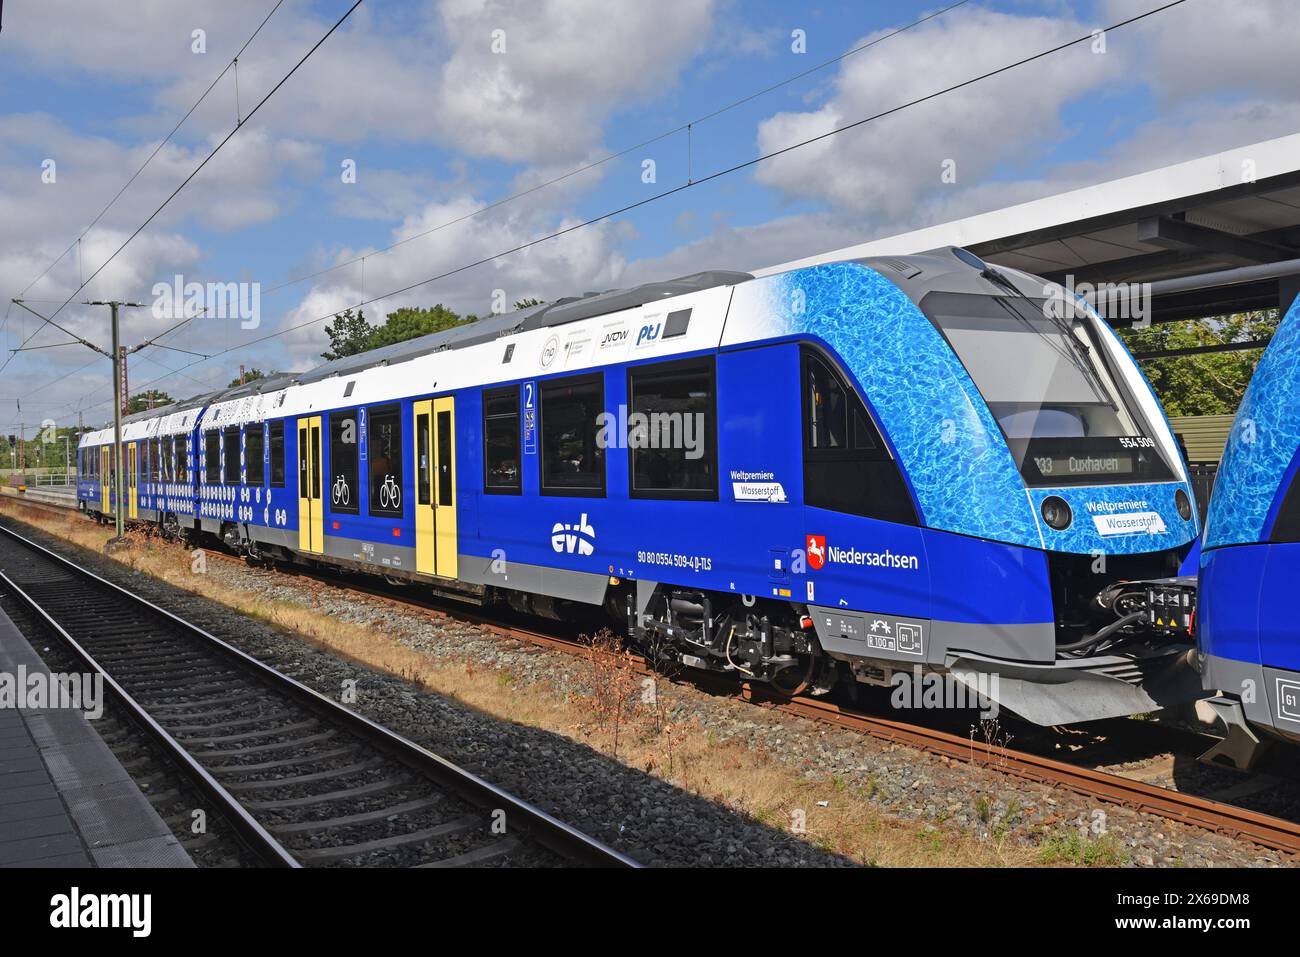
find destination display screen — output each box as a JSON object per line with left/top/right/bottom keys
{"left": 1010, "top": 436, "right": 1174, "bottom": 487}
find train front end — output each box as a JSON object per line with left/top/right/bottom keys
{"left": 1198, "top": 295, "right": 1300, "bottom": 767}
{"left": 727, "top": 248, "right": 1200, "bottom": 725}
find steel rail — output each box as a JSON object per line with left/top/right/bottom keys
{"left": 0, "top": 521, "right": 639, "bottom": 868}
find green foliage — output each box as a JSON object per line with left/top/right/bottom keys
{"left": 126, "top": 390, "right": 173, "bottom": 414}
{"left": 321, "top": 305, "right": 477, "bottom": 361}
{"left": 227, "top": 369, "right": 271, "bottom": 388}
{"left": 1117, "top": 310, "right": 1278, "bottom": 416}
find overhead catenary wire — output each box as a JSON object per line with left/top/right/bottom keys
{"left": 14, "top": 0, "right": 287, "bottom": 303}
{"left": 46, "top": 0, "right": 984, "bottom": 405}
{"left": 0, "top": 0, "right": 363, "bottom": 377}
{"left": 55, "top": 0, "right": 1190, "bottom": 421}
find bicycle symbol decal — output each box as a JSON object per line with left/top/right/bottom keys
{"left": 332, "top": 474, "right": 350, "bottom": 506}
{"left": 379, "top": 474, "right": 401, "bottom": 509}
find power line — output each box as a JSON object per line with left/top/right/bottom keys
{"left": 138, "top": 0, "right": 977, "bottom": 361}
{"left": 65, "top": 0, "right": 1188, "bottom": 422}
{"left": 245, "top": 0, "right": 977, "bottom": 305}
{"left": 15, "top": 0, "right": 287, "bottom": 302}
{"left": 1, "top": 0, "right": 363, "bottom": 376}
{"left": 36, "top": 0, "right": 973, "bottom": 393}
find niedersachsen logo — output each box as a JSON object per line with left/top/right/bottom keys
{"left": 806, "top": 534, "right": 919, "bottom": 571}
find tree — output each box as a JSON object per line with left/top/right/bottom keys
{"left": 1117, "top": 310, "right": 1279, "bottom": 416}
{"left": 126, "top": 390, "right": 174, "bottom": 415}
{"left": 321, "top": 308, "right": 375, "bottom": 361}
{"left": 321, "top": 304, "right": 476, "bottom": 360}
{"left": 228, "top": 369, "right": 271, "bottom": 388}
{"left": 514, "top": 297, "right": 545, "bottom": 309}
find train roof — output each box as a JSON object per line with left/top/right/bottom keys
{"left": 77, "top": 249, "right": 1053, "bottom": 445}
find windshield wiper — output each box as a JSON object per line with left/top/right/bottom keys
{"left": 981, "top": 266, "right": 1116, "bottom": 410}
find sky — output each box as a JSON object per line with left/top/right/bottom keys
{"left": 0, "top": 0, "right": 1297, "bottom": 433}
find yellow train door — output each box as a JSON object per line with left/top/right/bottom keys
{"left": 127, "top": 442, "right": 139, "bottom": 519}
{"left": 297, "top": 416, "right": 323, "bottom": 554}
{"left": 100, "top": 446, "right": 110, "bottom": 513}
{"left": 412, "top": 398, "right": 457, "bottom": 579}
{"left": 413, "top": 400, "right": 435, "bottom": 576}
{"left": 433, "top": 396, "right": 458, "bottom": 579}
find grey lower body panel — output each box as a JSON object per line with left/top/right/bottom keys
{"left": 808, "top": 604, "right": 1201, "bottom": 725}
{"left": 808, "top": 606, "right": 1054, "bottom": 667}
{"left": 460, "top": 553, "right": 610, "bottom": 605}
{"left": 1202, "top": 653, "right": 1300, "bottom": 746}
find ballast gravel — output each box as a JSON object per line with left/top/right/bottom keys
{"left": 12, "top": 518, "right": 1296, "bottom": 869}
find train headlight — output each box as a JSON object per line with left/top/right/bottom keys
{"left": 1175, "top": 488, "right": 1192, "bottom": 521}
{"left": 1041, "top": 495, "right": 1072, "bottom": 531}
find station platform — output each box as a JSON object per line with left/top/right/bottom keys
{"left": 0, "top": 606, "right": 192, "bottom": 868}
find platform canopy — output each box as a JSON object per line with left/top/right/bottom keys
{"left": 758, "top": 134, "right": 1300, "bottom": 327}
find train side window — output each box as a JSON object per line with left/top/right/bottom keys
{"left": 269, "top": 421, "right": 286, "bottom": 487}
{"left": 627, "top": 358, "right": 718, "bottom": 500}
{"left": 801, "top": 349, "right": 917, "bottom": 525}
{"left": 205, "top": 431, "right": 220, "bottom": 484}
{"left": 150, "top": 439, "right": 160, "bottom": 481}
{"left": 329, "top": 410, "right": 360, "bottom": 514}
{"left": 368, "top": 405, "right": 403, "bottom": 516}
{"left": 416, "top": 412, "right": 431, "bottom": 505}
{"left": 246, "top": 424, "right": 265, "bottom": 488}
{"left": 223, "top": 426, "right": 241, "bottom": 485}
{"left": 539, "top": 374, "right": 605, "bottom": 496}
{"left": 437, "top": 410, "right": 453, "bottom": 505}
{"left": 1270, "top": 469, "right": 1300, "bottom": 543}
{"left": 298, "top": 426, "right": 309, "bottom": 498}
{"left": 483, "top": 385, "right": 521, "bottom": 494}
{"left": 177, "top": 437, "right": 188, "bottom": 483}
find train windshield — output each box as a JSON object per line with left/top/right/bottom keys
{"left": 922, "top": 291, "right": 1175, "bottom": 487}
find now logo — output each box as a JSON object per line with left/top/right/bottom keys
{"left": 551, "top": 514, "right": 596, "bottom": 555}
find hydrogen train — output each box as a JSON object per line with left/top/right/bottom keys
{"left": 77, "top": 247, "right": 1203, "bottom": 725}
{"left": 1197, "top": 293, "right": 1300, "bottom": 768}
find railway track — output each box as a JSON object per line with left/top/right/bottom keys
{"left": 0, "top": 520, "right": 638, "bottom": 869}
{"left": 5, "top": 494, "right": 1300, "bottom": 858}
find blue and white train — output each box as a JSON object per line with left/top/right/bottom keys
{"left": 1197, "top": 294, "right": 1300, "bottom": 768}
{"left": 78, "top": 248, "right": 1203, "bottom": 724}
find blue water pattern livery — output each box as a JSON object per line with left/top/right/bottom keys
{"left": 735, "top": 262, "right": 1041, "bottom": 545}
{"left": 1205, "top": 296, "right": 1300, "bottom": 550}
{"left": 1028, "top": 482, "right": 1196, "bottom": 556}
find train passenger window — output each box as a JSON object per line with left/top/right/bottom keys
{"left": 437, "top": 411, "right": 453, "bottom": 505}
{"left": 269, "top": 421, "right": 286, "bottom": 487}
{"left": 246, "top": 424, "right": 265, "bottom": 488}
{"left": 539, "top": 375, "right": 605, "bottom": 496}
{"left": 205, "top": 432, "right": 220, "bottom": 484}
{"left": 801, "top": 350, "right": 917, "bottom": 526}
{"left": 627, "top": 358, "right": 717, "bottom": 500}
{"left": 483, "top": 385, "right": 521, "bottom": 494}
{"left": 1271, "top": 471, "right": 1300, "bottom": 543}
{"left": 368, "top": 405, "right": 403, "bottom": 516}
{"left": 329, "top": 410, "right": 360, "bottom": 514}
{"left": 223, "top": 426, "right": 241, "bottom": 484}
{"left": 416, "top": 413, "right": 431, "bottom": 505}
{"left": 148, "top": 439, "right": 158, "bottom": 482}
{"left": 177, "top": 437, "right": 188, "bottom": 483}
{"left": 299, "top": 426, "right": 309, "bottom": 498}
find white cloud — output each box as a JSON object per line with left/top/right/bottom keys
{"left": 752, "top": 6, "right": 1106, "bottom": 220}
